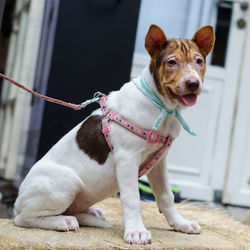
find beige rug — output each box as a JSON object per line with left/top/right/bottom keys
{"left": 0, "top": 198, "right": 249, "bottom": 249}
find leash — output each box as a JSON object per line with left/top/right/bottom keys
{"left": 0, "top": 72, "right": 104, "bottom": 110}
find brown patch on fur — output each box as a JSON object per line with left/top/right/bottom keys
{"left": 76, "top": 115, "right": 110, "bottom": 165}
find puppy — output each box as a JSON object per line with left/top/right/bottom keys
{"left": 14, "top": 24, "right": 215, "bottom": 244}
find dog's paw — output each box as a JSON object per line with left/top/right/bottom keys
{"left": 124, "top": 229, "right": 152, "bottom": 244}
{"left": 85, "top": 208, "right": 105, "bottom": 220}
{"left": 57, "top": 215, "right": 80, "bottom": 232}
{"left": 169, "top": 218, "right": 201, "bottom": 234}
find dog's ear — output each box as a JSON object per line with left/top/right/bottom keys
{"left": 192, "top": 25, "right": 215, "bottom": 57}
{"left": 145, "top": 24, "right": 168, "bottom": 57}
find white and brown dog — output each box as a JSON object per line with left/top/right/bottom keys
{"left": 14, "top": 25, "right": 215, "bottom": 244}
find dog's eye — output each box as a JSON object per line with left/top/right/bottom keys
{"left": 168, "top": 59, "right": 177, "bottom": 66}
{"left": 196, "top": 58, "right": 203, "bottom": 65}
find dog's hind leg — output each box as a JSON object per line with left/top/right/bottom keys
{"left": 14, "top": 165, "right": 85, "bottom": 231}
{"left": 63, "top": 189, "right": 113, "bottom": 228}
{"left": 74, "top": 209, "right": 112, "bottom": 228}
{"left": 14, "top": 214, "right": 79, "bottom": 231}
{"left": 83, "top": 207, "right": 106, "bottom": 220}
{"left": 67, "top": 204, "right": 112, "bottom": 228}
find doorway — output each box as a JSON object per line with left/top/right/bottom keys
{"left": 132, "top": 0, "right": 248, "bottom": 203}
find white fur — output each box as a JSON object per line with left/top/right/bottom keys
{"left": 179, "top": 64, "right": 202, "bottom": 93}
{"left": 14, "top": 66, "right": 201, "bottom": 244}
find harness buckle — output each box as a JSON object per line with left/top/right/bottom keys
{"left": 146, "top": 131, "right": 160, "bottom": 143}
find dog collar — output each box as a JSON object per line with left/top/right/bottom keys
{"left": 133, "top": 75, "right": 197, "bottom": 136}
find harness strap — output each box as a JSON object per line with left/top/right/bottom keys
{"left": 138, "top": 136, "right": 174, "bottom": 177}
{"left": 99, "top": 96, "right": 169, "bottom": 144}
{"left": 98, "top": 96, "right": 175, "bottom": 177}
{"left": 102, "top": 118, "right": 113, "bottom": 151}
{"left": 108, "top": 111, "right": 170, "bottom": 143}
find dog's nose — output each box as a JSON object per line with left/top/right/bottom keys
{"left": 185, "top": 79, "right": 200, "bottom": 91}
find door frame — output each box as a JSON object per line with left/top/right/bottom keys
{"left": 0, "top": 0, "right": 46, "bottom": 179}
{"left": 132, "top": 1, "right": 248, "bottom": 201}
{"left": 211, "top": 1, "right": 249, "bottom": 194}
{"left": 21, "top": 0, "right": 60, "bottom": 180}
{"left": 223, "top": 1, "right": 250, "bottom": 206}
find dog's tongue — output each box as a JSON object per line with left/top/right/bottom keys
{"left": 181, "top": 94, "right": 197, "bottom": 106}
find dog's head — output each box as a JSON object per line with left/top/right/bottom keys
{"left": 145, "top": 25, "right": 215, "bottom": 108}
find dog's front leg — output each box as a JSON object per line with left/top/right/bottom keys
{"left": 114, "top": 151, "right": 152, "bottom": 244}
{"left": 147, "top": 159, "right": 201, "bottom": 234}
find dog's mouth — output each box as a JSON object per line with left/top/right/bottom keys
{"left": 168, "top": 88, "right": 197, "bottom": 106}
{"left": 180, "top": 94, "right": 197, "bottom": 106}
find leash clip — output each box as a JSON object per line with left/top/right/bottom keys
{"left": 94, "top": 91, "right": 105, "bottom": 99}
{"left": 80, "top": 92, "right": 106, "bottom": 108}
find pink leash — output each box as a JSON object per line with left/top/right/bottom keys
{"left": 0, "top": 73, "right": 83, "bottom": 110}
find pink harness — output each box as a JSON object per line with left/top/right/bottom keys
{"left": 99, "top": 96, "right": 175, "bottom": 177}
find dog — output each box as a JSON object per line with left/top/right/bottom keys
{"left": 14, "top": 24, "right": 215, "bottom": 244}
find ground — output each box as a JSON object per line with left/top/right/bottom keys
{"left": 0, "top": 198, "right": 249, "bottom": 249}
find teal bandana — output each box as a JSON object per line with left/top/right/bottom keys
{"left": 133, "top": 75, "right": 197, "bottom": 136}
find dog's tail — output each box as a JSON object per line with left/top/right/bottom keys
{"left": 75, "top": 213, "right": 112, "bottom": 229}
